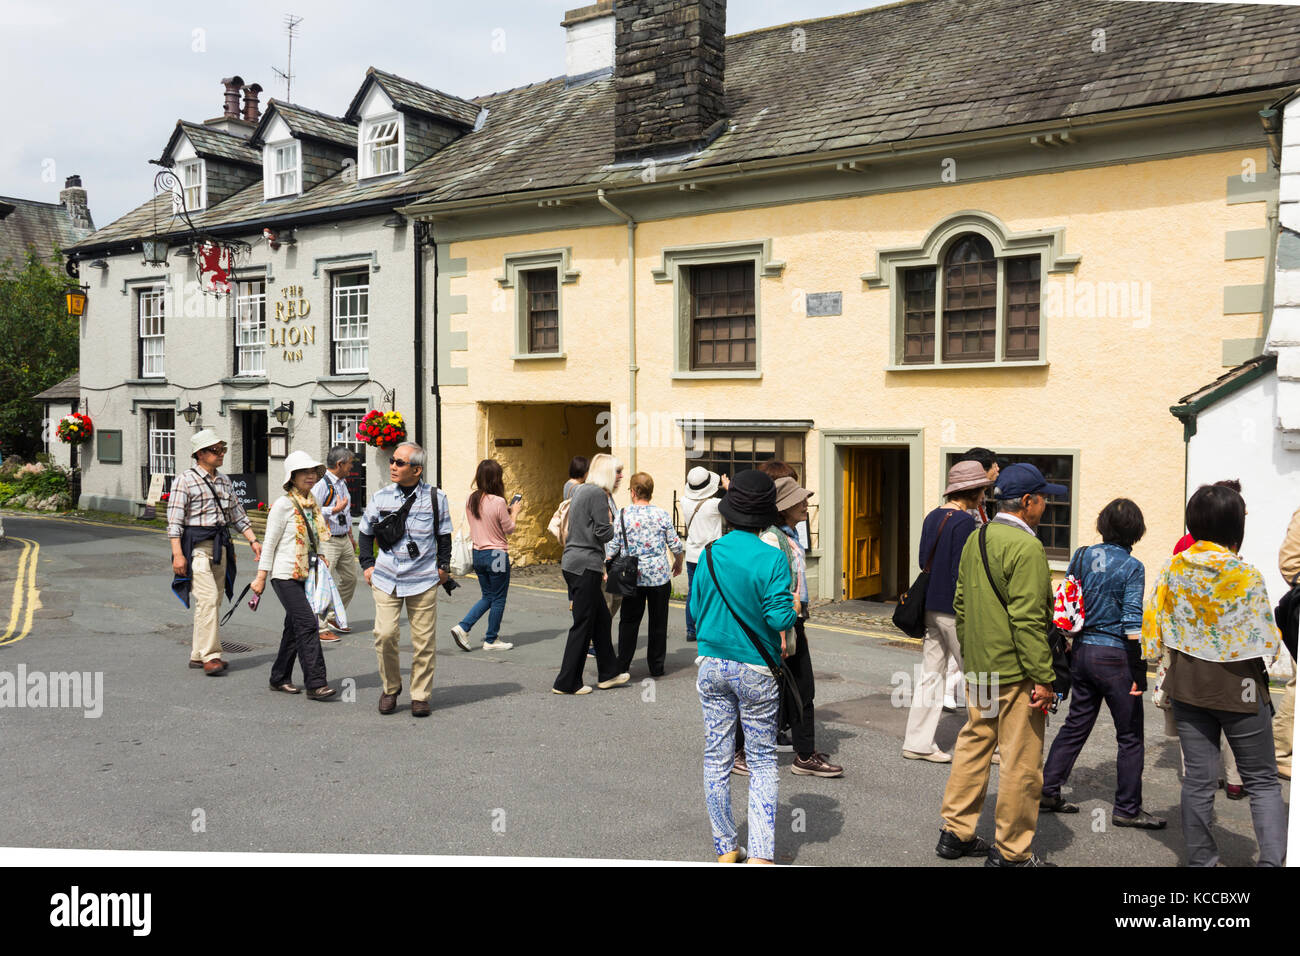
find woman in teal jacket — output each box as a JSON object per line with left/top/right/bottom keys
{"left": 689, "top": 470, "right": 797, "bottom": 864}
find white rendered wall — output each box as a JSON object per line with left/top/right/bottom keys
{"left": 565, "top": 14, "right": 614, "bottom": 80}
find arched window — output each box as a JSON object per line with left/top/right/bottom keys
{"left": 942, "top": 234, "right": 997, "bottom": 362}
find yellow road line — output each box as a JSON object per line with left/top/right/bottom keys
{"left": 0, "top": 537, "right": 38, "bottom": 646}
{"left": 0, "top": 511, "right": 168, "bottom": 536}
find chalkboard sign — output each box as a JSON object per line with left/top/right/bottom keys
{"left": 227, "top": 472, "right": 258, "bottom": 509}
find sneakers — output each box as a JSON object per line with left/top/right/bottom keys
{"left": 1112, "top": 809, "right": 1167, "bottom": 830}
{"left": 596, "top": 672, "right": 631, "bottom": 689}
{"left": 985, "top": 847, "right": 1055, "bottom": 867}
{"left": 482, "top": 640, "right": 514, "bottom": 651}
{"left": 942, "top": 695, "right": 958, "bottom": 712}
{"left": 1039, "top": 793, "right": 1080, "bottom": 813}
{"left": 551, "top": 685, "right": 593, "bottom": 696}
{"left": 450, "top": 624, "right": 471, "bottom": 651}
{"left": 903, "top": 748, "right": 952, "bottom": 763}
{"left": 935, "top": 829, "right": 990, "bottom": 860}
{"left": 792, "top": 752, "right": 844, "bottom": 777}
{"left": 731, "top": 752, "right": 751, "bottom": 776}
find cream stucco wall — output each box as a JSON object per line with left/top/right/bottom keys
{"left": 440, "top": 148, "right": 1271, "bottom": 597}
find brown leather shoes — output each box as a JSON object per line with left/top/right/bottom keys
{"left": 378, "top": 684, "right": 400, "bottom": 715}
{"left": 411, "top": 699, "right": 431, "bottom": 718}
{"left": 189, "top": 659, "right": 204, "bottom": 669}
{"left": 203, "top": 659, "right": 227, "bottom": 676}
{"left": 269, "top": 682, "right": 301, "bottom": 694}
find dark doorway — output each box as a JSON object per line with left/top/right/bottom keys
{"left": 240, "top": 410, "right": 269, "bottom": 505}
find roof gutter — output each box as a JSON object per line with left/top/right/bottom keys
{"left": 597, "top": 189, "right": 638, "bottom": 473}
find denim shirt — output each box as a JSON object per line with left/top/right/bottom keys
{"left": 1070, "top": 542, "right": 1145, "bottom": 648}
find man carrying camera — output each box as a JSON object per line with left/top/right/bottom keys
{"left": 359, "top": 442, "right": 453, "bottom": 718}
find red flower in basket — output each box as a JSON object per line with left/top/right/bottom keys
{"left": 56, "top": 412, "right": 94, "bottom": 444}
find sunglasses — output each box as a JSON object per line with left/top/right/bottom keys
{"left": 389, "top": 457, "right": 410, "bottom": 467}
{"left": 203, "top": 445, "right": 227, "bottom": 454}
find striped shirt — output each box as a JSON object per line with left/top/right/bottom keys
{"left": 312, "top": 470, "right": 353, "bottom": 536}
{"left": 166, "top": 466, "right": 252, "bottom": 539}
{"left": 360, "top": 480, "right": 452, "bottom": 597}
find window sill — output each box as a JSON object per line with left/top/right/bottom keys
{"left": 127, "top": 377, "right": 168, "bottom": 385}
{"left": 318, "top": 374, "right": 370, "bottom": 383}
{"left": 671, "top": 369, "right": 763, "bottom": 380}
{"left": 222, "top": 376, "right": 268, "bottom": 385}
{"left": 511, "top": 352, "right": 566, "bottom": 361}
{"left": 885, "top": 359, "right": 1049, "bottom": 372}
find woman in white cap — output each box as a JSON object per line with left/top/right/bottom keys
{"left": 681, "top": 466, "right": 726, "bottom": 643}
{"left": 251, "top": 450, "right": 337, "bottom": 700}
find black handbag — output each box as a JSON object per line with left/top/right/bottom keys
{"left": 604, "top": 508, "right": 640, "bottom": 597}
{"left": 892, "top": 509, "right": 956, "bottom": 638}
{"left": 977, "top": 523, "right": 1072, "bottom": 700}
{"left": 1275, "top": 574, "right": 1300, "bottom": 663}
{"left": 704, "top": 543, "right": 806, "bottom": 724}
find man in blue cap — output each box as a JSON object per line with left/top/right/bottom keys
{"left": 934, "top": 463, "right": 1065, "bottom": 867}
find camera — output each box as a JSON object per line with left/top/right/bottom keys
{"left": 407, "top": 541, "right": 420, "bottom": 559}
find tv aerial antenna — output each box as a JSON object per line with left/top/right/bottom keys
{"left": 272, "top": 14, "right": 303, "bottom": 102}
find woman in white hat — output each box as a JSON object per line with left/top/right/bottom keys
{"left": 251, "top": 450, "right": 337, "bottom": 700}
{"left": 681, "top": 466, "right": 727, "bottom": 643}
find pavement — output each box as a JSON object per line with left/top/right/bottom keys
{"left": 0, "top": 512, "right": 1289, "bottom": 865}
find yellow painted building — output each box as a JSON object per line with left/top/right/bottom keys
{"left": 401, "top": 0, "right": 1299, "bottom": 600}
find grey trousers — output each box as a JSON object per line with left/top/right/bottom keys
{"left": 1172, "top": 699, "right": 1287, "bottom": 867}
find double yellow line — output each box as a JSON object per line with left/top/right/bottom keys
{"left": 1, "top": 537, "right": 40, "bottom": 646}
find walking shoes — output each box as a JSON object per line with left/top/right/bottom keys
{"left": 202, "top": 659, "right": 227, "bottom": 676}
{"left": 483, "top": 640, "right": 514, "bottom": 651}
{"left": 450, "top": 625, "right": 472, "bottom": 651}
{"left": 1039, "top": 793, "right": 1080, "bottom": 813}
{"left": 269, "top": 682, "right": 301, "bottom": 694}
{"left": 731, "top": 751, "right": 750, "bottom": 776}
{"left": 410, "top": 699, "right": 431, "bottom": 717}
{"left": 903, "top": 748, "right": 952, "bottom": 763}
{"left": 596, "top": 672, "right": 631, "bottom": 689}
{"left": 1112, "top": 809, "right": 1167, "bottom": 830}
{"left": 378, "top": 683, "right": 402, "bottom": 715}
{"left": 551, "top": 686, "right": 593, "bottom": 695}
{"left": 792, "top": 752, "right": 844, "bottom": 777}
{"left": 985, "top": 847, "right": 1056, "bottom": 867}
{"left": 935, "top": 829, "right": 990, "bottom": 860}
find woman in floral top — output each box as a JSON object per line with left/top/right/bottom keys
{"left": 606, "top": 472, "right": 684, "bottom": 677}
{"left": 1142, "top": 484, "right": 1285, "bottom": 866}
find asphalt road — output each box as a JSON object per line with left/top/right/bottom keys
{"left": 0, "top": 513, "right": 1288, "bottom": 865}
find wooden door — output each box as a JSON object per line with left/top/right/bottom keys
{"left": 844, "top": 448, "right": 884, "bottom": 599}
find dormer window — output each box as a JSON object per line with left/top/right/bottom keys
{"left": 267, "top": 141, "right": 300, "bottom": 197}
{"left": 177, "top": 160, "right": 205, "bottom": 212}
{"left": 362, "top": 117, "right": 401, "bottom": 178}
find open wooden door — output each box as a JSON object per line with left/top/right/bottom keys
{"left": 843, "top": 447, "right": 883, "bottom": 599}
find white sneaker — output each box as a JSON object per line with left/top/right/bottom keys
{"left": 597, "top": 672, "right": 631, "bottom": 689}
{"left": 943, "top": 695, "right": 958, "bottom": 711}
{"left": 482, "top": 640, "right": 513, "bottom": 651}
{"left": 450, "top": 625, "right": 471, "bottom": 651}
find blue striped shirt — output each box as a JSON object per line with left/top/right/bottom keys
{"left": 359, "top": 481, "right": 452, "bottom": 598}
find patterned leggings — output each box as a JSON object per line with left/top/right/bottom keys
{"left": 697, "top": 656, "right": 780, "bottom": 860}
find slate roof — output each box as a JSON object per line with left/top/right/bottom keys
{"left": 32, "top": 373, "right": 80, "bottom": 403}
{"left": 73, "top": 0, "right": 1300, "bottom": 253}
{"left": 253, "top": 100, "right": 356, "bottom": 149}
{"left": 162, "top": 120, "right": 263, "bottom": 167}
{"left": 345, "top": 67, "right": 481, "bottom": 128}
{"left": 0, "top": 196, "right": 92, "bottom": 269}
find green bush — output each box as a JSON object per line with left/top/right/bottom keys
{"left": 0, "top": 481, "right": 13, "bottom": 505}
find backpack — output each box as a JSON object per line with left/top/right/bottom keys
{"left": 547, "top": 498, "right": 572, "bottom": 547}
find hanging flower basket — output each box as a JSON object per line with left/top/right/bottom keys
{"left": 56, "top": 413, "right": 94, "bottom": 444}
{"left": 356, "top": 410, "right": 407, "bottom": 448}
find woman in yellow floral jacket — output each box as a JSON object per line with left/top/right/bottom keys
{"left": 1142, "top": 484, "right": 1285, "bottom": 866}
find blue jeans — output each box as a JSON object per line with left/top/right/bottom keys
{"left": 697, "top": 656, "right": 780, "bottom": 860}
{"left": 458, "top": 549, "right": 510, "bottom": 643}
{"left": 685, "top": 561, "right": 697, "bottom": 638}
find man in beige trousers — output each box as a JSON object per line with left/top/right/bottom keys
{"left": 312, "top": 446, "right": 362, "bottom": 636}
{"left": 1276, "top": 504, "right": 1300, "bottom": 779}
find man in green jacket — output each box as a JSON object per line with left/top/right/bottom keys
{"left": 935, "top": 463, "right": 1063, "bottom": 867}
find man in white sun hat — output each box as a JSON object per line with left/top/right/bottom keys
{"left": 681, "top": 466, "right": 727, "bottom": 643}
{"left": 166, "top": 428, "right": 262, "bottom": 675}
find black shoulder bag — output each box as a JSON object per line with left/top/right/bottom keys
{"left": 1275, "top": 573, "right": 1300, "bottom": 663}
{"left": 977, "top": 523, "right": 1072, "bottom": 700}
{"left": 605, "top": 508, "right": 640, "bottom": 597}
{"left": 373, "top": 486, "right": 423, "bottom": 552}
{"left": 703, "top": 543, "right": 806, "bottom": 723}
{"left": 892, "top": 509, "right": 956, "bottom": 639}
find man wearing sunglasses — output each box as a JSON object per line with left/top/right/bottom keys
{"left": 167, "top": 429, "right": 262, "bottom": 675}
{"left": 359, "top": 441, "right": 453, "bottom": 718}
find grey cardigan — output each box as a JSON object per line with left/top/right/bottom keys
{"left": 562, "top": 482, "right": 615, "bottom": 575}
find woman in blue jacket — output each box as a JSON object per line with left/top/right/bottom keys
{"left": 690, "top": 470, "right": 797, "bottom": 864}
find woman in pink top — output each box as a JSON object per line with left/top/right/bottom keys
{"left": 450, "top": 459, "right": 522, "bottom": 651}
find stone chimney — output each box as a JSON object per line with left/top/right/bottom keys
{"left": 242, "top": 83, "right": 263, "bottom": 123}
{"left": 59, "top": 175, "right": 93, "bottom": 231}
{"left": 221, "top": 75, "right": 245, "bottom": 118}
{"left": 562, "top": 1, "right": 615, "bottom": 87}
{"left": 614, "top": 0, "right": 726, "bottom": 162}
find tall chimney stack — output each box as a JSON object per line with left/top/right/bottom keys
{"left": 614, "top": 0, "right": 727, "bottom": 162}
{"left": 60, "top": 175, "right": 93, "bottom": 231}
{"left": 221, "top": 75, "right": 245, "bottom": 119}
{"left": 242, "top": 83, "right": 263, "bottom": 122}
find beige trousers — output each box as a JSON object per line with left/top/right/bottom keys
{"left": 903, "top": 611, "right": 962, "bottom": 754}
{"left": 372, "top": 585, "right": 438, "bottom": 702}
{"left": 319, "top": 535, "right": 360, "bottom": 619}
{"left": 189, "top": 547, "right": 225, "bottom": 663}
{"left": 940, "top": 677, "right": 1046, "bottom": 862}
{"left": 1275, "top": 674, "right": 1296, "bottom": 778}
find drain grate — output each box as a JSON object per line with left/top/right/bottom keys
{"left": 220, "top": 641, "right": 255, "bottom": 654}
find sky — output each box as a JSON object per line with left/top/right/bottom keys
{"left": 3, "top": 0, "right": 1298, "bottom": 227}
{"left": 0, "top": 0, "right": 891, "bottom": 226}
